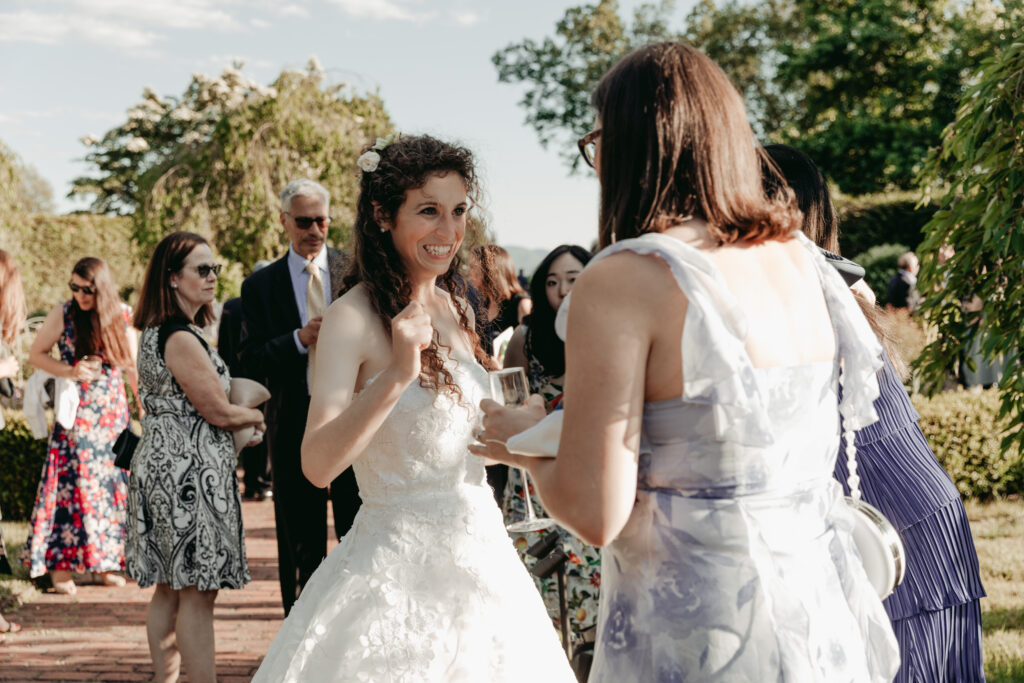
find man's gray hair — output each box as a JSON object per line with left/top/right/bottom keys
{"left": 280, "top": 179, "right": 330, "bottom": 212}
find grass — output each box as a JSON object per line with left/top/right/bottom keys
{"left": 969, "top": 498, "right": 1024, "bottom": 682}
{"left": 0, "top": 519, "right": 37, "bottom": 613}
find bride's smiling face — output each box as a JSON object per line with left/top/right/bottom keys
{"left": 385, "top": 172, "right": 468, "bottom": 281}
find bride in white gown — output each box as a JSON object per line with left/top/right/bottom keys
{"left": 253, "top": 135, "right": 575, "bottom": 682}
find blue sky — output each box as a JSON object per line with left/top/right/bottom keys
{"left": 0, "top": 0, "right": 684, "bottom": 253}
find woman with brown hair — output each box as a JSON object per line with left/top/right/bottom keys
{"left": 23, "top": 257, "right": 137, "bottom": 595}
{"left": 467, "top": 244, "right": 531, "bottom": 355}
{"left": 473, "top": 42, "right": 899, "bottom": 680}
{"left": 0, "top": 249, "right": 27, "bottom": 642}
{"left": 253, "top": 134, "right": 574, "bottom": 682}
{"left": 126, "top": 231, "right": 261, "bottom": 683}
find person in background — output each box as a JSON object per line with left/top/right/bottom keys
{"left": 0, "top": 249, "right": 26, "bottom": 643}
{"left": 764, "top": 143, "right": 986, "bottom": 682}
{"left": 886, "top": 251, "right": 921, "bottom": 310}
{"left": 516, "top": 268, "right": 529, "bottom": 290}
{"left": 217, "top": 260, "right": 272, "bottom": 501}
{"left": 501, "top": 244, "right": 601, "bottom": 646}
{"left": 239, "top": 178, "right": 360, "bottom": 616}
{"left": 473, "top": 42, "right": 899, "bottom": 681}
{"left": 23, "top": 257, "right": 137, "bottom": 595}
{"left": 466, "top": 245, "right": 531, "bottom": 355}
{"left": 127, "top": 231, "right": 262, "bottom": 683}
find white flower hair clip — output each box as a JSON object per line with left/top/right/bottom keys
{"left": 356, "top": 131, "right": 400, "bottom": 174}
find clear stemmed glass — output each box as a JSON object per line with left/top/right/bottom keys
{"left": 488, "top": 367, "right": 555, "bottom": 533}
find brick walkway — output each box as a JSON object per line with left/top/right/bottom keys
{"left": 0, "top": 498, "right": 303, "bottom": 682}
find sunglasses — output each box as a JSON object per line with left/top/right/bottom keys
{"left": 68, "top": 282, "right": 96, "bottom": 295}
{"left": 191, "top": 264, "right": 222, "bottom": 278}
{"left": 285, "top": 213, "right": 331, "bottom": 230}
{"left": 577, "top": 128, "right": 601, "bottom": 169}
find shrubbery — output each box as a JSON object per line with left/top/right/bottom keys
{"left": 835, "top": 191, "right": 936, "bottom": 258}
{"left": 914, "top": 389, "right": 1024, "bottom": 500}
{"left": 852, "top": 243, "right": 909, "bottom": 307}
{"left": 0, "top": 411, "right": 47, "bottom": 520}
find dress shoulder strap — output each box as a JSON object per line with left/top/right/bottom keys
{"left": 157, "top": 318, "right": 209, "bottom": 359}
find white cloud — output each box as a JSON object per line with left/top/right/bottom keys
{"left": 325, "top": 0, "right": 433, "bottom": 22}
{"left": 278, "top": 4, "right": 310, "bottom": 18}
{"left": 68, "top": 0, "right": 240, "bottom": 30}
{"left": 451, "top": 10, "right": 482, "bottom": 26}
{"left": 0, "top": 12, "right": 160, "bottom": 48}
{"left": 250, "top": 17, "right": 270, "bottom": 28}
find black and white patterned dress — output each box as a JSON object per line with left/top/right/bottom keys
{"left": 125, "top": 319, "right": 250, "bottom": 591}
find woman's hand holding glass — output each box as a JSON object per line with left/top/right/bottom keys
{"left": 472, "top": 394, "right": 547, "bottom": 464}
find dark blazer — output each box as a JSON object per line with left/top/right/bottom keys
{"left": 239, "top": 248, "right": 351, "bottom": 414}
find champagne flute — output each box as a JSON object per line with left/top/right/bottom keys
{"left": 488, "top": 367, "right": 555, "bottom": 533}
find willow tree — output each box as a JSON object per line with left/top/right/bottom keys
{"left": 72, "top": 59, "right": 394, "bottom": 279}
{"left": 915, "top": 35, "right": 1024, "bottom": 450}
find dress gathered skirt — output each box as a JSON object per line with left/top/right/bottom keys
{"left": 253, "top": 357, "right": 575, "bottom": 683}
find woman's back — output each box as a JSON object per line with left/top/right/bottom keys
{"left": 577, "top": 231, "right": 900, "bottom": 682}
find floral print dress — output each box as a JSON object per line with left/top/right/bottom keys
{"left": 22, "top": 302, "right": 130, "bottom": 578}
{"left": 503, "top": 333, "right": 601, "bottom": 642}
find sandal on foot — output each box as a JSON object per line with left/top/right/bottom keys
{"left": 52, "top": 580, "right": 77, "bottom": 595}
{"left": 0, "top": 620, "right": 20, "bottom": 634}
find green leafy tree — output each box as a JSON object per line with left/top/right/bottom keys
{"left": 0, "top": 140, "right": 55, "bottom": 216}
{"left": 72, "top": 59, "right": 394, "bottom": 278}
{"left": 915, "top": 32, "right": 1024, "bottom": 451}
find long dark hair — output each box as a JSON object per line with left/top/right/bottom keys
{"left": 70, "top": 257, "right": 131, "bottom": 368}
{"left": 134, "top": 232, "right": 215, "bottom": 329}
{"left": 525, "top": 245, "right": 592, "bottom": 378}
{"left": 761, "top": 144, "right": 904, "bottom": 375}
{"left": 591, "top": 42, "right": 801, "bottom": 249}
{"left": 342, "top": 134, "right": 494, "bottom": 398}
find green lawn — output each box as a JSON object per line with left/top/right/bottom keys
{"left": 969, "top": 498, "right": 1024, "bottom": 682}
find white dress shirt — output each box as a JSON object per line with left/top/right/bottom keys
{"left": 287, "top": 245, "right": 331, "bottom": 354}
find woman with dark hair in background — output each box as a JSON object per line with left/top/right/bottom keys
{"left": 501, "top": 244, "right": 601, "bottom": 642}
{"left": 473, "top": 42, "right": 899, "bottom": 680}
{"left": 23, "top": 257, "right": 137, "bottom": 595}
{"left": 467, "top": 244, "right": 531, "bottom": 355}
{"left": 764, "top": 143, "right": 986, "bottom": 682}
{"left": 0, "top": 249, "right": 27, "bottom": 642}
{"left": 127, "top": 231, "right": 262, "bottom": 683}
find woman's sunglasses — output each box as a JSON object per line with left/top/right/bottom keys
{"left": 191, "top": 264, "right": 222, "bottom": 278}
{"left": 68, "top": 282, "right": 96, "bottom": 295}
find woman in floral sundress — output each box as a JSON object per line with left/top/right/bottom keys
{"left": 23, "top": 257, "right": 138, "bottom": 595}
{"left": 502, "top": 245, "right": 599, "bottom": 642}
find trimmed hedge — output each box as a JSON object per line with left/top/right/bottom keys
{"left": 852, "top": 243, "right": 909, "bottom": 307}
{"left": 0, "top": 411, "right": 47, "bottom": 520}
{"left": 914, "top": 389, "right": 1024, "bottom": 500}
{"left": 836, "top": 192, "right": 936, "bottom": 259}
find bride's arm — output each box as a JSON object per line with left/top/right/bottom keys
{"left": 473, "top": 256, "right": 650, "bottom": 546}
{"left": 302, "top": 295, "right": 432, "bottom": 488}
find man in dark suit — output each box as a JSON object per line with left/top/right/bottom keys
{"left": 239, "top": 178, "right": 361, "bottom": 615}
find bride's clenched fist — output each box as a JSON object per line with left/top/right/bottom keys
{"left": 390, "top": 301, "right": 433, "bottom": 383}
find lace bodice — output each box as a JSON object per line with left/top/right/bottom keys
{"left": 353, "top": 356, "right": 490, "bottom": 510}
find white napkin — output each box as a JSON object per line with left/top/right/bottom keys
{"left": 505, "top": 410, "right": 562, "bottom": 458}
{"left": 229, "top": 378, "right": 271, "bottom": 454}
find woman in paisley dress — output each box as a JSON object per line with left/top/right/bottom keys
{"left": 0, "top": 249, "right": 27, "bottom": 643}
{"left": 23, "top": 257, "right": 138, "bottom": 595}
{"left": 126, "top": 231, "right": 264, "bottom": 683}
{"left": 502, "top": 244, "right": 601, "bottom": 642}
{"left": 253, "top": 135, "right": 574, "bottom": 682}
{"left": 473, "top": 42, "right": 900, "bottom": 681}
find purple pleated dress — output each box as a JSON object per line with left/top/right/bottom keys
{"left": 835, "top": 356, "right": 986, "bottom": 682}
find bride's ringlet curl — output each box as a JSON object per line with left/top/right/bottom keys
{"left": 342, "top": 134, "right": 494, "bottom": 400}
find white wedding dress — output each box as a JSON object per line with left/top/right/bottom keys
{"left": 253, "top": 354, "right": 576, "bottom": 682}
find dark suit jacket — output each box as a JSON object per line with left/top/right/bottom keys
{"left": 239, "top": 248, "right": 352, "bottom": 425}
{"left": 217, "top": 297, "right": 245, "bottom": 378}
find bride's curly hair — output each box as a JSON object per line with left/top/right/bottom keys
{"left": 343, "top": 134, "right": 495, "bottom": 399}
